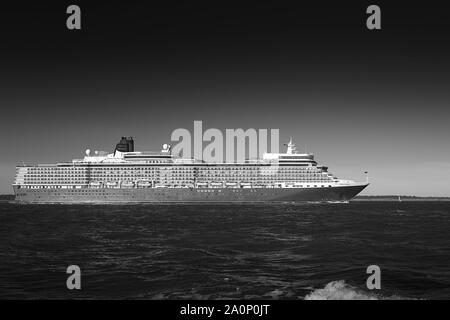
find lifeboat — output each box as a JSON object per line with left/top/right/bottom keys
{"left": 210, "top": 182, "right": 223, "bottom": 187}
{"left": 89, "top": 181, "right": 102, "bottom": 188}
{"left": 121, "top": 181, "right": 135, "bottom": 188}
{"left": 106, "top": 181, "right": 118, "bottom": 188}
{"left": 196, "top": 182, "right": 208, "bottom": 188}
{"left": 137, "top": 180, "right": 152, "bottom": 188}
{"left": 225, "top": 182, "right": 238, "bottom": 188}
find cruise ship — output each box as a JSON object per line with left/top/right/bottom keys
{"left": 13, "top": 137, "right": 368, "bottom": 203}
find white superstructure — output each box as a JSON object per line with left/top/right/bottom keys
{"left": 14, "top": 137, "right": 360, "bottom": 190}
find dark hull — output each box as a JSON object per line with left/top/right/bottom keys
{"left": 13, "top": 184, "right": 368, "bottom": 203}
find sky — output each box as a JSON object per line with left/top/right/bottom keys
{"left": 0, "top": 1, "right": 449, "bottom": 196}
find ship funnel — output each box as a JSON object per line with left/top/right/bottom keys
{"left": 115, "top": 136, "right": 135, "bottom": 153}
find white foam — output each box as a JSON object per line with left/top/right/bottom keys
{"left": 304, "top": 280, "right": 407, "bottom": 300}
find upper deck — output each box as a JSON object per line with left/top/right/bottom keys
{"left": 65, "top": 137, "right": 318, "bottom": 167}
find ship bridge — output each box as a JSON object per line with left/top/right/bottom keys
{"left": 262, "top": 138, "right": 316, "bottom": 166}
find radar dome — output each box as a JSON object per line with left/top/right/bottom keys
{"left": 85, "top": 149, "right": 91, "bottom": 156}
{"left": 163, "top": 144, "right": 168, "bottom": 150}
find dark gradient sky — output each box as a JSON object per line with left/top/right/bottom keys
{"left": 1, "top": 1, "right": 449, "bottom": 195}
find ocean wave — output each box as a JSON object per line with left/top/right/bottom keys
{"left": 304, "top": 280, "right": 408, "bottom": 300}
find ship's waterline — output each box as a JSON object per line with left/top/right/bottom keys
{"left": 13, "top": 136, "right": 368, "bottom": 203}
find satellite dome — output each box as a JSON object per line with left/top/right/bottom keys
{"left": 85, "top": 149, "right": 91, "bottom": 156}
{"left": 163, "top": 144, "right": 168, "bottom": 150}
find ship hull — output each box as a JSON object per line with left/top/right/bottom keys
{"left": 13, "top": 184, "right": 368, "bottom": 204}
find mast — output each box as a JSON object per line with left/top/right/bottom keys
{"left": 284, "top": 137, "right": 297, "bottom": 154}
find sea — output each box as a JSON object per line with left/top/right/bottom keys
{"left": 0, "top": 201, "right": 449, "bottom": 300}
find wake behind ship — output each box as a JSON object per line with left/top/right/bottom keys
{"left": 13, "top": 137, "right": 368, "bottom": 203}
